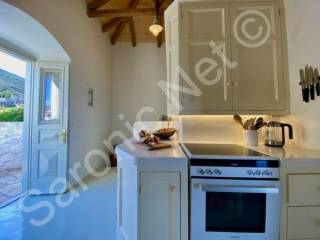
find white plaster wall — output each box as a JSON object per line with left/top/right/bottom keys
{"left": 111, "top": 42, "right": 167, "bottom": 144}
{"left": 0, "top": 0, "right": 70, "bottom": 61}
{"left": 281, "top": 0, "right": 320, "bottom": 149}
{"left": 5, "top": 0, "right": 112, "bottom": 183}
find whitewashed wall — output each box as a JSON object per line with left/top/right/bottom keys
{"left": 6, "top": 0, "right": 113, "bottom": 183}
{"left": 281, "top": 0, "right": 320, "bottom": 149}
{"left": 111, "top": 42, "right": 167, "bottom": 144}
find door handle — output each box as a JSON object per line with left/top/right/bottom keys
{"left": 60, "top": 129, "right": 67, "bottom": 144}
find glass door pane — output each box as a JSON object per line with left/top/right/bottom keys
{"left": 40, "top": 69, "right": 61, "bottom": 123}
{"left": 206, "top": 192, "right": 266, "bottom": 233}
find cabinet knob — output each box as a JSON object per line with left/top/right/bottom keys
{"left": 169, "top": 185, "right": 177, "bottom": 192}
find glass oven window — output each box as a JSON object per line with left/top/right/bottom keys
{"left": 206, "top": 192, "right": 266, "bottom": 233}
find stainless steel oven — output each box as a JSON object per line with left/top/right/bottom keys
{"left": 182, "top": 143, "right": 281, "bottom": 240}
{"left": 191, "top": 178, "right": 280, "bottom": 240}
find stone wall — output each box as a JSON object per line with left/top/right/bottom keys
{"left": 0, "top": 122, "right": 23, "bottom": 206}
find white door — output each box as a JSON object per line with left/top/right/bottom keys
{"left": 140, "top": 172, "right": 181, "bottom": 240}
{"left": 30, "top": 62, "right": 69, "bottom": 194}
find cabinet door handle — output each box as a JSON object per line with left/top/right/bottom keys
{"left": 169, "top": 185, "right": 177, "bottom": 192}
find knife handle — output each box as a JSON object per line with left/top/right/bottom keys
{"left": 303, "top": 88, "right": 310, "bottom": 103}
{"left": 316, "top": 83, "right": 320, "bottom": 96}
{"left": 310, "top": 85, "right": 315, "bottom": 100}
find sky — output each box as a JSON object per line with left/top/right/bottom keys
{"left": 0, "top": 51, "right": 27, "bottom": 78}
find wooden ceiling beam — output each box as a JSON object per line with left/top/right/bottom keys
{"left": 87, "top": 8, "right": 164, "bottom": 18}
{"left": 128, "top": 17, "right": 137, "bottom": 47}
{"left": 102, "top": 17, "right": 123, "bottom": 33}
{"left": 110, "top": 0, "right": 139, "bottom": 45}
{"left": 111, "top": 18, "right": 129, "bottom": 45}
{"left": 157, "top": 15, "right": 164, "bottom": 48}
{"left": 87, "top": 0, "right": 112, "bottom": 10}
{"left": 129, "top": 0, "right": 140, "bottom": 9}
{"left": 153, "top": 0, "right": 165, "bottom": 8}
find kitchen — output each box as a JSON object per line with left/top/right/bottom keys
{"left": 114, "top": 0, "right": 320, "bottom": 240}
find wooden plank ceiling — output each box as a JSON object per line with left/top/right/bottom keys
{"left": 86, "top": 0, "right": 172, "bottom": 47}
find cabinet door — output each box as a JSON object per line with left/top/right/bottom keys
{"left": 231, "top": 3, "right": 285, "bottom": 111}
{"left": 140, "top": 172, "right": 180, "bottom": 240}
{"left": 180, "top": 3, "right": 233, "bottom": 112}
{"left": 165, "top": 3, "right": 180, "bottom": 115}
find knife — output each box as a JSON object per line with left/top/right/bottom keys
{"left": 303, "top": 66, "right": 310, "bottom": 102}
{"left": 309, "top": 66, "right": 315, "bottom": 100}
{"left": 300, "top": 69, "right": 307, "bottom": 102}
{"left": 314, "top": 68, "right": 320, "bottom": 96}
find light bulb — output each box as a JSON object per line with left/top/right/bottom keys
{"left": 149, "top": 16, "right": 163, "bottom": 37}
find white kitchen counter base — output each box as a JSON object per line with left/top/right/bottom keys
{"left": 115, "top": 139, "right": 189, "bottom": 240}
{"left": 116, "top": 139, "right": 320, "bottom": 240}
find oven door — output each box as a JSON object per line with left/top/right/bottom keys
{"left": 191, "top": 178, "right": 280, "bottom": 240}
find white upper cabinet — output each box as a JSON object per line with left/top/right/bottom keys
{"left": 180, "top": 4, "right": 232, "bottom": 112}
{"left": 231, "top": 3, "right": 285, "bottom": 111}
{"left": 165, "top": 0, "right": 289, "bottom": 115}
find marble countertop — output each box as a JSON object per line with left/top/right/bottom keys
{"left": 116, "top": 138, "right": 320, "bottom": 166}
{"left": 115, "top": 138, "right": 187, "bottom": 160}
{"left": 249, "top": 145, "right": 320, "bottom": 161}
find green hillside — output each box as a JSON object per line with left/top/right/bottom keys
{"left": 0, "top": 69, "right": 25, "bottom": 98}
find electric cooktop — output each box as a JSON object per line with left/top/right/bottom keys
{"left": 181, "top": 143, "right": 277, "bottom": 160}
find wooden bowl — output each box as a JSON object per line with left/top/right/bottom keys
{"left": 153, "top": 128, "right": 177, "bottom": 140}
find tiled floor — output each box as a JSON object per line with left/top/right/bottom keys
{"left": 0, "top": 168, "right": 22, "bottom": 206}
{"left": 0, "top": 122, "right": 23, "bottom": 206}
{"left": 0, "top": 168, "right": 117, "bottom": 240}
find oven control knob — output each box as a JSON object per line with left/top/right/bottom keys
{"left": 205, "top": 169, "right": 213, "bottom": 175}
{"left": 213, "top": 169, "right": 222, "bottom": 176}
{"left": 197, "top": 169, "right": 205, "bottom": 175}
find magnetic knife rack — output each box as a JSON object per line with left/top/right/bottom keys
{"left": 299, "top": 66, "right": 320, "bottom": 103}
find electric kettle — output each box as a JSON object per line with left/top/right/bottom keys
{"left": 265, "top": 121, "right": 293, "bottom": 147}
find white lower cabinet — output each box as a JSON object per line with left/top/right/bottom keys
{"left": 116, "top": 151, "right": 188, "bottom": 240}
{"left": 282, "top": 168, "right": 320, "bottom": 240}
{"left": 140, "top": 172, "right": 181, "bottom": 240}
{"left": 287, "top": 207, "right": 320, "bottom": 240}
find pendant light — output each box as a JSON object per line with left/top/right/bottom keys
{"left": 149, "top": 0, "right": 163, "bottom": 37}
{"left": 149, "top": 15, "right": 163, "bottom": 37}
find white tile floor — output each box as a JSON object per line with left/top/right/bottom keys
{"left": 0, "top": 168, "right": 117, "bottom": 240}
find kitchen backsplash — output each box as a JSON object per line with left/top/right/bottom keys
{"left": 181, "top": 116, "right": 243, "bottom": 143}
{"left": 133, "top": 115, "right": 302, "bottom": 148}
{"left": 180, "top": 115, "right": 281, "bottom": 145}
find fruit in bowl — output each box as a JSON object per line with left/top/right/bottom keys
{"left": 139, "top": 130, "right": 160, "bottom": 146}
{"left": 153, "top": 128, "right": 177, "bottom": 140}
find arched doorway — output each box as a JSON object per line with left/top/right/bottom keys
{"left": 0, "top": 1, "right": 70, "bottom": 206}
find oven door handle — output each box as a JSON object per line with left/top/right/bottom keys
{"left": 194, "top": 184, "right": 279, "bottom": 194}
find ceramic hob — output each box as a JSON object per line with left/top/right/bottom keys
{"left": 181, "top": 143, "right": 278, "bottom": 161}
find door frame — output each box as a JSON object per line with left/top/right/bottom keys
{"left": 30, "top": 61, "right": 69, "bottom": 194}
{"left": 0, "top": 44, "right": 35, "bottom": 203}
